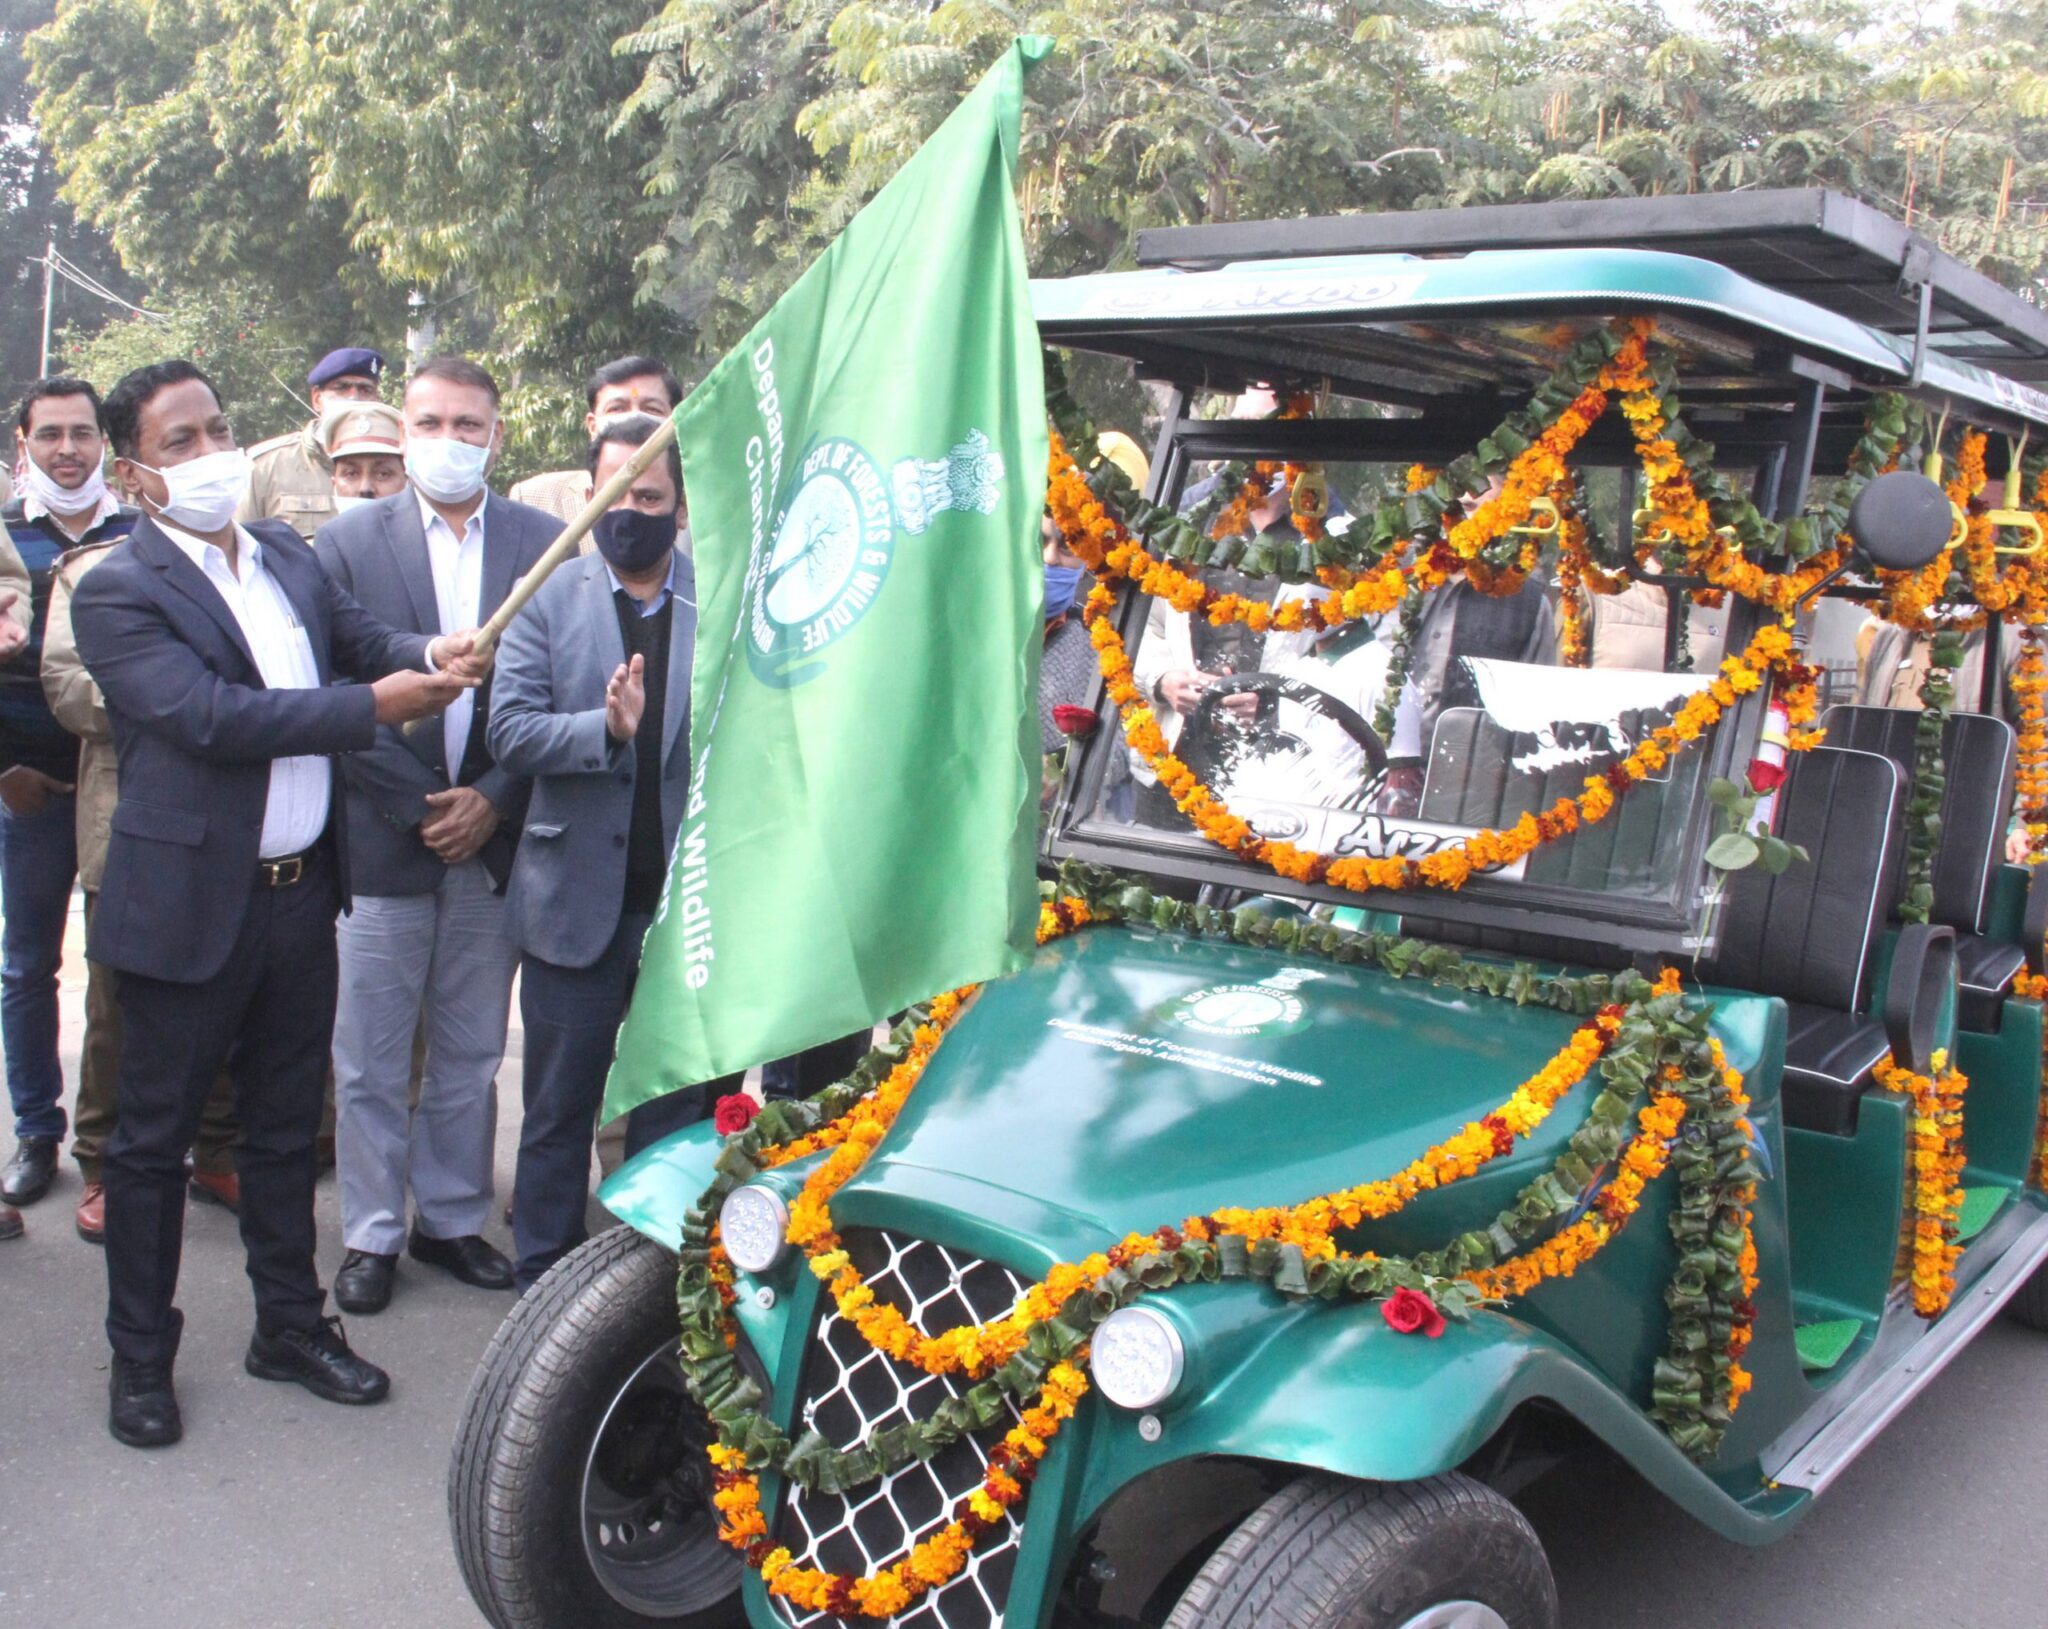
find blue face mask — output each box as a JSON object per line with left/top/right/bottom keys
{"left": 1043, "top": 565, "right": 1085, "bottom": 622}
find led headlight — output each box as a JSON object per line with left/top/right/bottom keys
{"left": 718, "top": 1184, "right": 790, "bottom": 1275}
{"left": 1089, "top": 1306, "right": 1185, "bottom": 1410}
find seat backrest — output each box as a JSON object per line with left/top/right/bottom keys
{"left": 1699, "top": 746, "right": 1905, "bottom": 1011}
{"left": 1419, "top": 704, "right": 1706, "bottom": 891}
{"left": 1820, "top": 704, "right": 2016, "bottom": 933}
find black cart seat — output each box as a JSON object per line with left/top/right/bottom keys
{"left": 1698, "top": 746, "right": 1906, "bottom": 1135}
{"left": 1821, "top": 705, "right": 2023, "bottom": 1030}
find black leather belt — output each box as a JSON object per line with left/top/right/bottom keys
{"left": 257, "top": 850, "right": 313, "bottom": 887}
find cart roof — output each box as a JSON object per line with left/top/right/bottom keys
{"left": 1031, "top": 192, "right": 2048, "bottom": 433}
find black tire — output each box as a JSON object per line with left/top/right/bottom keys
{"left": 2006, "top": 1258, "right": 2048, "bottom": 1331}
{"left": 448, "top": 1225, "right": 745, "bottom": 1629}
{"left": 1163, "top": 1472, "right": 1557, "bottom": 1629}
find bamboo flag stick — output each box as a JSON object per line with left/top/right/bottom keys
{"left": 405, "top": 413, "right": 680, "bottom": 733}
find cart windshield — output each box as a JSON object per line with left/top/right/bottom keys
{"left": 1059, "top": 454, "right": 1766, "bottom": 948}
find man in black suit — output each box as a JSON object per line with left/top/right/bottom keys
{"left": 71, "top": 360, "right": 489, "bottom": 1448}
{"left": 314, "top": 356, "right": 556, "bottom": 1315}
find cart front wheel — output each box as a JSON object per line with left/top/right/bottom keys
{"left": 448, "top": 1226, "right": 744, "bottom": 1629}
{"left": 1163, "top": 1472, "right": 1555, "bottom": 1629}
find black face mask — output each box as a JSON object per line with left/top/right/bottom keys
{"left": 593, "top": 508, "right": 676, "bottom": 575}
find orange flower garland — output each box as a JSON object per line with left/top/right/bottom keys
{"left": 2013, "top": 967, "right": 2048, "bottom": 1191}
{"left": 1872, "top": 1048, "right": 1969, "bottom": 1316}
{"left": 2015, "top": 627, "right": 2048, "bottom": 864}
{"left": 1442, "top": 324, "right": 1648, "bottom": 558}
{"left": 708, "top": 1364, "right": 1089, "bottom": 1618}
{"left": 790, "top": 993, "right": 1625, "bottom": 1381}
{"left": 1466, "top": 1090, "right": 1685, "bottom": 1297}
{"left": 1557, "top": 541, "right": 1590, "bottom": 668}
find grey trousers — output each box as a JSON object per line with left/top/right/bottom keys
{"left": 333, "top": 859, "right": 518, "bottom": 1255}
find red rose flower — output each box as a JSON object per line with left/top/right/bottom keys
{"left": 713, "top": 1093, "right": 760, "bottom": 1136}
{"left": 1380, "top": 1287, "right": 1447, "bottom": 1338}
{"left": 1053, "top": 704, "right": 1100, "bottom": 738}
{"left": 1745, "top": 758, "right": 1787, "bottom": 795}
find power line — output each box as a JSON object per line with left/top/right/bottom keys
{"left": 42, "top": 248, "right": 165, "bottom": 321}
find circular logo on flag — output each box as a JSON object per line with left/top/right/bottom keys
{"left": 1166, "top": 982, "right": 1310, "bottom": 1037}
{"left": 745, "top": 438, "right": 896, "bottom": 688}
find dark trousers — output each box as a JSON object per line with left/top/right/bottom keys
{"left": 761, "top": 1030, "right": 872, "bottom": 1100}
{"left": 75, "top": 891, "right": 240, "bottom": 1183}
{"left": 513, "top": 912, "right": 734, "bottom": 1289}
{"left": 0, "top": 791, "right": 78, "bottom": 1140}
{"left": 104, "top": 850, "right": 340, "bottom": 1366}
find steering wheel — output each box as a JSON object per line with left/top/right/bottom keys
{"left": 1177, "top": 670, "right": 1390, "bottom": 792}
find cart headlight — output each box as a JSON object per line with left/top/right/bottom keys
{"left": 1089, "top": 1307, "right": 1185, "bottom": 1410}
{"left": 719, "top": 1184, "right": 790, "bottom": 1275}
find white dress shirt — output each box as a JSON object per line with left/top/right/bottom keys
{"left": 157, "top": 520, "right": 329, "bottom": 857}
{"left": 419, "top": 491, "right": 486, "bottom": 778}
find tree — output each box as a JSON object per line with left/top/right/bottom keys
{"left": 21, "top": 0, "right": 2048, "bottom": 474}
{"left": 0, "top": 0, "right": 133, "bottom": 412}
{"left": 612, "top": 0, "right": 843, "bottom": 371}
{"left": 59, "top": 284, "right": 319, "bottom": 444}
{"left": 27, "top": 0, "right": 384, "bottom": 346}
{"left": 277, "top": 0, "right": 685, "bottom": 379}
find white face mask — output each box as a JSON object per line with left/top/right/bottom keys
{"left": 20, "top": 451, "right": 109, "bottom": 517}
{"left": 404, "top": 433, "right": 493, "bottom": 504}
{"left": 332, "top": 493, "right": 373, "bottom": 514}
{"left": 132, "top": 447, "right": 252, "bottom": 533}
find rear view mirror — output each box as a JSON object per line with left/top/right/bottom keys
{"left": 1846, "top": 470, "right": 1956, "bottom": 572}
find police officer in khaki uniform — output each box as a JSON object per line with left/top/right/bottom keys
{"left": 239, "top": 347, "right": 387, "bottom": 540}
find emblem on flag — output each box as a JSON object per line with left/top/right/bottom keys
{"left": 891, "top": 428, "right": 1007, "bottom": 534}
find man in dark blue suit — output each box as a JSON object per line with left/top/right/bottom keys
{"left": 72, "top": 360, "right": 489, "bottom": 1448}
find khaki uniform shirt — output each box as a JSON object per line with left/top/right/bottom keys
{"left": 41, "top": 540, "right": 120, "bottom": 889}
{"left": 239, "top": 419, "right": 336, "bottom": 540}
{"left": 506, "top": 468, "right": 600, "bottom": 556}
{"left": 506, "top": 467, "right": 590, "bottom": 523}
{"left": 0, "top": 522, "right": 30, "bottom": 643}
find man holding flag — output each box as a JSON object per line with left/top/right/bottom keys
{"left": 599, "top": 38, "right": 1051, "bottom": 1136}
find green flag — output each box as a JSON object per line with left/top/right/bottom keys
{"left": 603, "top": 38, "right": 1051, "bottom": 1121}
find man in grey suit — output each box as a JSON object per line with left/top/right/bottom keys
{"left": 489, "top": 414, "right": 739, "bottom": 1290}
{"left": 315, "top": 356, "right": 557, "bottom": 1314}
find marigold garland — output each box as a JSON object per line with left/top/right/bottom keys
{"left": 1872, "top": 1048, "right": 1970, "bottom": 1316}
{"left": 2014, "top": 967, "right": 2048, "bottom": 1192}
{"left": 1467, "top": 1089, "right": 1684, "bottom": 1297}
{"left": 2015, "top": 624, "right": 2048, "bottom": 864}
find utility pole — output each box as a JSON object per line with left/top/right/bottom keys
{"left": 39, "top": 233, "right": 56, "bottom": 378}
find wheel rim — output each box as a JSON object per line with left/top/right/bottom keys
{"left": 1394, "top": 1604, "right": 1513, "bottom": 1629}
{"left": 580, "top": 1337, "right": 740, "bottom": 1617}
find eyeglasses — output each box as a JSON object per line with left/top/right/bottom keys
{"left": 26, "top": 425, "right": 103, "bottom": 448}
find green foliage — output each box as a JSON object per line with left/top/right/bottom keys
{"left": 0, "top": 0, "right": 132, "bottom": 415}
{"left": 58, "top": 283, "right": 329, "bottom": 445}
{"left": 20, "top": 0, "right": 2048, "bottom": 470}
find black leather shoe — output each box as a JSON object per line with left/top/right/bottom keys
{"left": 408, "top": 1228, "right": 514, "bottom": 1290}
{"left": 245, "top": 1316, "right": 390, "bottom": 1405}
{"left": 1, "top": 1135, "right": 59, "bottom": 1205}
{"left": 334, "top": 1249, "right": 398, "bottom": 1314}
{"left": 109, "top": 1354, "right": 182, "bottom": 1448}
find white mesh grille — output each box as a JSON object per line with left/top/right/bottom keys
{"left": 769, "top": 1230, "right": 1032, "bottom": 1629}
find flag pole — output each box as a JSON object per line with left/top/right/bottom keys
{"left": 404, "top": 412, "right": 679, "bottom": 733}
